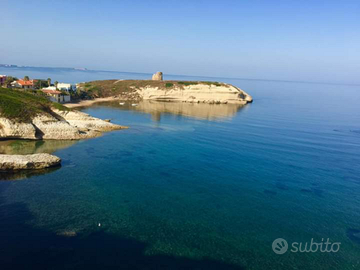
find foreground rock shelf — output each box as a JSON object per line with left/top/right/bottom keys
{"left": 0, "top": 153, "right": 61, "bottom": 171}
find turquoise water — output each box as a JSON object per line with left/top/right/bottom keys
{"left": 1, "top": 69, "right": 360, "bottom": 269}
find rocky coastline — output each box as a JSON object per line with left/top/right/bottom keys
{"left": 0, "top": 109, "right": 127, "bottom": 140}
{"left": 0, "top": 102, "right": 127, "bottom": 172}
{"left": 0, "top": 76, "right": 253, "bottom": 173}
{"left": 78, "top": 78, "right": 253, "bottom": 105}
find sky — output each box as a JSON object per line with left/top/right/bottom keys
{"left": 1, "top": 0, "right": 359, "bottom": 84}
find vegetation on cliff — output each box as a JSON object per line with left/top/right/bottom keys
{"left": 78, "top": 80, "right": 225, "bottom": 99}
{"left": 0, "top": 87, "right": 69, "bottom": 122}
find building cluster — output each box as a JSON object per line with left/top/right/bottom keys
{"left": 0, "top": 75, "right": 76, "bottom": 104}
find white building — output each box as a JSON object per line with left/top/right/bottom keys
{"left": 57, "top": 83, "right": 76, "bottom": 92}
{"left": 42, "top": 86, "right": 57, "bottom": 91}
{"left": 42, "top": 89, "right": 71, "bottom": 103}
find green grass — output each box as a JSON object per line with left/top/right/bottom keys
{"left": 165, "top": 83, "right": 174, "bottom": 88}
{"left": 0, "top": 87, "right": 69, "bottom": 122}
{"left": 51, "top": 102, "right": 70, "bottom": 112}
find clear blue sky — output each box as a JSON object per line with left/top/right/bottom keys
{"left": 1, "top": 0, "right": 359, "bottom": 84}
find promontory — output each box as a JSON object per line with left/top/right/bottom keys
{"left": 77, "top": 78, "right": 253, "bottom": 105}
{"left": 0, "top": 87, "right": 127, "bottom": 141}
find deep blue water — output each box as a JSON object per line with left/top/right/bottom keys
{"left": 0, "top": 68, "right": 360, "bottom": 269}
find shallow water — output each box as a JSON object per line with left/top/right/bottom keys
{"left": 0, "top": 70, "right": 360, "bottom": 269}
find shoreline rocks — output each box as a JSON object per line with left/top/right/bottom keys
{"left": 0, "top": 105, "right": 128, "bottom": 172}
{"left": 0, "top": 153, "right": 61, "bottom": 171}
{"left": 0, "top": 108, "right": 127, "bottom": 140}
{"left": 0, "top": 118, "right": 37, "bottom": 139}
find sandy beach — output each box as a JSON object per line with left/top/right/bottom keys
{"left": 64, "top": 96, "right": 118, "bottom": 108}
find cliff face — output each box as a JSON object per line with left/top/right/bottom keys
{"left": 138, "top": 83, "right": 253, "bottom": 104}
{"left": 0, "top": 118, "right": 37, "bottom": 139}
{"left": 0, "top": 87, "right": 126, "bottom": 140}
{"left": 0, "top": 109, "right": 127, "bottom": 140}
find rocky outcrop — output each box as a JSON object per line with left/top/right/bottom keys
{"left": 0, "top": 109, "right": 127, "bottom": 140}
{"left": 152, "top": 72, "right": 163, "bottom": 81}
{"left": 54, "top": 110, "right": 123, "bottom": 132}
{"left": 32, "top": 114, "right": 87, "bottom": 140}
{"left": 0, "top": 118, "right": 37, "bottom": 139}
{"left": 78, "top": 79, "right": 253, "bottom": 104}
{"left": 0, "top": 153, "right": 61, "bottom": 171}
{"left": 138, "top": 83, "right": 253, "bottom": 104}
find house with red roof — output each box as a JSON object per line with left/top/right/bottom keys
{"left": 11, "top": 79, "right": 36, "bottom": 89}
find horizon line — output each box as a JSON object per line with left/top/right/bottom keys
{"left": 1, "top": 64, "right": 359, "bottom": 87}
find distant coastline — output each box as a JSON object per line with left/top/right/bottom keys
{"left": 0, "top": 64, "right": 89, "bottom": 72}
{"left": 1, "top": 64, "right": 358, "bottom": 87}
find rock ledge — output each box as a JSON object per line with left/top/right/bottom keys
{"left": 0, "top": 109, "right": 127, "bottom": 140}
{"left": 0, "top": 153, "right": 61, "bottom": 171}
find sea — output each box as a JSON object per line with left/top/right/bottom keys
{"left": 0, "top": 66, "right": 360, "bottom": 269}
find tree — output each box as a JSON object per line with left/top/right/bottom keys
{"left": 54, "top": 81, "right": 59, "bottom": 89}
{"left": 5, "top": 76, "right": 16, "bottom": 87}
{"left": 35, "top": 79, "right": 48, "bottom": 89}
{"left": 24, "top": 76, "right": 30, "bottom": 81}
{"left": 47, "top": 78, "right": 51, "bottom": 86}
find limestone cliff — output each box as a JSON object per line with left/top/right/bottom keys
{"left": 0, "top": 87, "right": 127, "bottom": 140}
{"left": 0, "top": 118, "right": 37, "bottom": 139}
{"left": 0, "top": 109, "right": 127, "bottom": 140}
{"left": 80, "top": 80, "right": 253, "bottom": 104}
{"left": 138, "top": 82, "right": 252, "bottom": 104}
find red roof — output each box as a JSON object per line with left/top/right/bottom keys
{"left": 42, "top": 89, "right": 62, "bottom": 95}
{"left": 17, "top": 79, "right": 35, "bottom": 86}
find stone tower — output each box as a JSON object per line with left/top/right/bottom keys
{"left": 152, "top": 72, "right": 163, "bottom": 81}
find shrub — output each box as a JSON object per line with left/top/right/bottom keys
{"left": 178, "top": 81, "right": 198, "bottom": 86}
